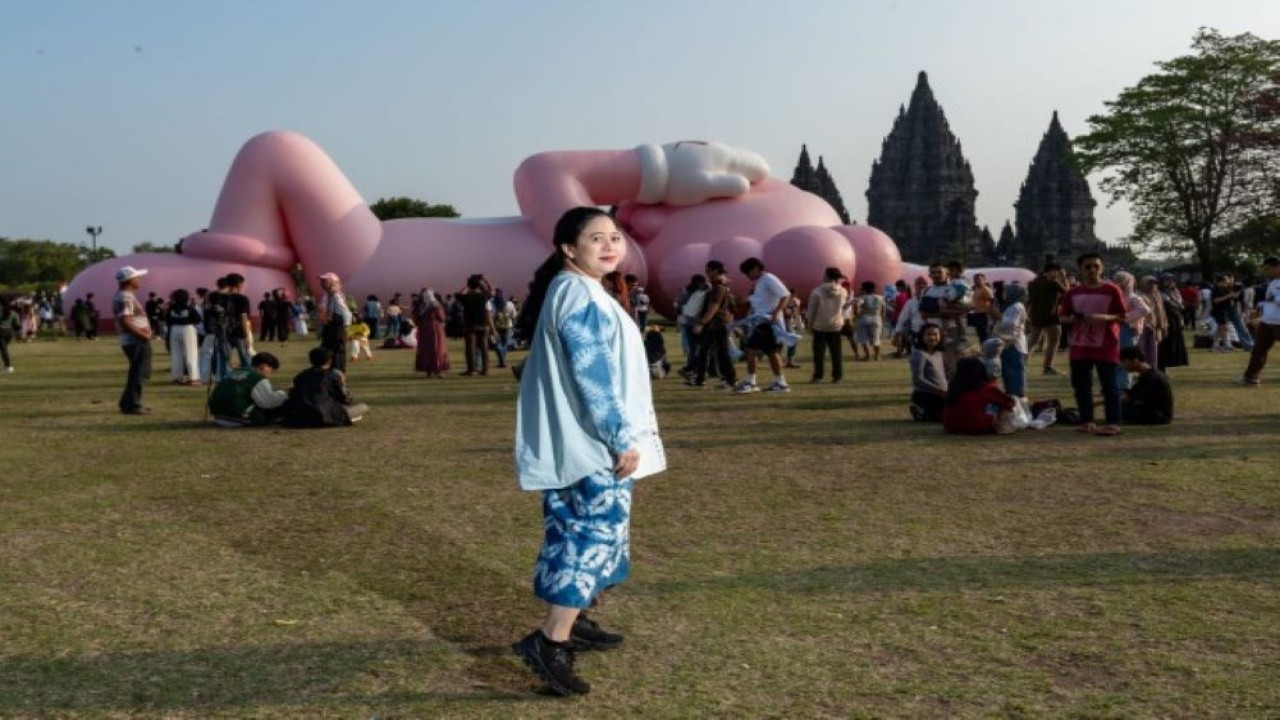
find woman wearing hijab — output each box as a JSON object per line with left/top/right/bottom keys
{"left": 1112, "top": 271, "right": 1150, "bottom": 391}
{"left": 1138, "top": 276, "right": 1167, "bottom": 371}
{"left": 414, "top": 288, "right": 449, "bottom": 378}
{"left": 1157, "top": 274, "right": 1190, "bottom": 370}
{"left": 995, "top": 282, "right": 1029, "bottom": 400}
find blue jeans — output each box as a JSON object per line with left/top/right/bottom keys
{"left": 1071, "top": 359, "right": 1120, "bottom": 426}
{"left": 1227, "top": 308, "right": 1255, "bottom": 350}
{"left": 1116, "top": 324, "right": 1137, "bottom": 391}
{"left": 231, "top": 338, "right": 252, "bottom": 368}
{"left": 1000, "top": 346, "right": 1026, "bottom": 396}
{"left": 495, "top": 329, "right": 512, "bottom": 366}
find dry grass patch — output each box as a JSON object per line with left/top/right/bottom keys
{"left": 0, "top": 337, "right": 1277, "bottom": 717}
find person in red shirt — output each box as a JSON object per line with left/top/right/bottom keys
{"left": 943, "top": 357, "right": 1017, "bottom": 434}
{"left": 1058, "top": 253, "right": 1127, "bottom": 436}
{"left": 1178, "top": 282, "right": 1201, "bottom": 329}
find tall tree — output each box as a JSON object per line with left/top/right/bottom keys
{"left": 0, "top": 238, "right": 98, "bottom": 286}
{"left": 1074, "top": 29, "right": 1280, "bottom": 276}
{"left": 369, "top": 196, "right": 460, "bottom": 221}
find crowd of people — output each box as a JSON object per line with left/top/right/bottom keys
{"left": 8, "top": 207, "right": 1277, "bottom": 698}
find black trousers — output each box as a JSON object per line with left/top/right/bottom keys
{"left": 811, "top": 330, "right": 843, "bottom": 381}
{"left": 692, "top": 325, "right": 736, "bottom": 385}
{"left": 119, "top": 342, "right": 152, "bottom": 412}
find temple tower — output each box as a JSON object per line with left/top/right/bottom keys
{"left": 790, "top": 145, "right": 852, "bottom": 224}
{"left": 1013, "top": 111, "right": 1099, "bottom": 267}
{"left": 866, "top": 71, "right": 985, "bottom": 264}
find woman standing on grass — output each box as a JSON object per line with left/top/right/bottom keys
{"left": 512, "top": 206, "right": 666, "bottom": 697}
{"left": 413, "top": 288, "right": 449, "bottom": 377}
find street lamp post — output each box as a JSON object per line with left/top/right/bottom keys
{"left": 85, "top": 225, "right": 103, "bottom": 257}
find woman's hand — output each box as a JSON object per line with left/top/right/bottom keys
{"left": 613, "top": 448, "right": 641, "bottom": 479}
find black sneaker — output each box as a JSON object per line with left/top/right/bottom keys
{"left": 512, "top": 630, "right": 591, "bottom": 696}
{"left": 570, "top": 612, "right": 624, "bottom": 651}
{"left": 909, "top": 404, "right": 925, "bottom": 422}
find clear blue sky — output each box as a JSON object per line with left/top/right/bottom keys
{"left": 2, "top": 0, "right": 1275, "bottom": 255}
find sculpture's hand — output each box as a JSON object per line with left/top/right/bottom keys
{"left": 635, "top": 141, "right": 769, "bottom": 206}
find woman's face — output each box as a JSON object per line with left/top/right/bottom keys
{"left": 563, "top": 216, "right": 626, "bottom": 280}
{"left": 921, "top": 326, "right": 942, "bottom": 349}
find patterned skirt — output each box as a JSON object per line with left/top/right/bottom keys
{"left": 532, "top": 471, "right": 633, "bottom": 609}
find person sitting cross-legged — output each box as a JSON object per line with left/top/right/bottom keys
{"left": 207, "top": 351, "right": 288, "bottom": 427}
{"left": 281, "top": 347, "right": 369, "bottom": 427}
{"left": 1119, "top": 346, "right": 1173, "bottom": 425}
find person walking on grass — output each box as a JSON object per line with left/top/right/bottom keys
{"left": 1059, "top": 253, "right": 1127, "bottom": 437}
{"left": 734, "top": 257, "right": 792, "bottom": 393}
{"left": 1238, "top": 256, "right": 1280, "bottom": 387}
{"left": 1027, "top": 262, "right": 1069, "bottom": 374}
{"left": 0, "top": 299, "right": 19, "bottom": 373}
{"left": 805, "top": 266, "right": 848, "bottom": 383}
{"left": 512, "top": 207, "right": 666, "bottom": 697}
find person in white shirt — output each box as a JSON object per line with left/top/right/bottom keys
{"left": 1240, "top": 256, "right": 1280, "bottom": 386}
{"left": 734, "top": 257, "right": 792, "bottom": 393}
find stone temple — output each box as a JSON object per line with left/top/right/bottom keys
{"left": 789, "top": 144, "right": 852, "bottom": 225}
{"left": 861, "top": 71, "right": 1103, "bottom": 269}
{"left": 1012, "top": 111, "right": 1101, "bottom": 268}
{"left": 866, "top": 71, "right": 987, "bottom": 266}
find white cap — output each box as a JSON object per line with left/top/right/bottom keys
{"left": 115, "top": 266, "right": 148, "bottom": 283}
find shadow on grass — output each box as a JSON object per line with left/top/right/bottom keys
{"left": 146, "top": 490, "right": 541, "bottom": 698}
{"left": 637, "top": 546, "right": 1280, "bottom": 596}
{"left": 0, "top": 639, "right": 530, "bottom": 713}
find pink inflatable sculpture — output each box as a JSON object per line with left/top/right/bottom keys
{"left": 65, "top": 131, "right": 1030, "bottom": 323}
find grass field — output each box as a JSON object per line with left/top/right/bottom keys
{"left": 0, "top": 334, "right": 1277, "bottom": 718}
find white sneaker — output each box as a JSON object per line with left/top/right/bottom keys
{"left": 763, "top": 380, "right": 791, "bottom": 393}
{"left": 734, "top": 380, "right": 760, "bottom": 394}
{"left": 5, "top": 367, "right": 12, "bottom": 373}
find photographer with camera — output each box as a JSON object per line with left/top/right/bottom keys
{"left": 199, "top": 276, "right": 232, "bottom": 382}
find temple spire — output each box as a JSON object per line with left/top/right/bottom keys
{"left": 866, "top": 72, "right": 985, "bottom": 264}
{"left": 1013, "top": 112, "right": 1099, "bottom": 265}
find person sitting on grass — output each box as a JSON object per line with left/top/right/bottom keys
{"left": 1119, "top": 346, "right": 1173, "bottom": 425}
{"left": 207, "top": 351, "right": 289, "bottom": 427}
{"left": 909, "top": 323, "right": 948, "bottom": 422}
{"left": 281, "top": 347, "right": 369, "bottom": 427}
{"left": 942, "top": 357, "right": 1018, "bottom": 435}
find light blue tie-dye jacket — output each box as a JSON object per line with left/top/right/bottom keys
{"left": 515, "top": 272, "right": 666, "bottom": 490}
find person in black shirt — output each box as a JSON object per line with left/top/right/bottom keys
{"left": 458, "top": 274, "right": 495, "bottom": 375}
{"left": 1119, "top": 346, "right": 1173, "bottom": 425}
{"left": 281, "top": 347, "right": 368, "bottom": 427}
{"left": 223, "top": 273, "right": 253, "bottom": 368}
{"left": 258, "top": 292, "right": 278, "bottom": 343}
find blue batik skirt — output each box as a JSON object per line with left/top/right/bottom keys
{"left": 532, "top": 470, "right": 633, "bottom": 609}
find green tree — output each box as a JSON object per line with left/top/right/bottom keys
{"left": 369, "top": 196, "right": 460, "bottom": 221}
{"left": 1075, "top": 28, "right": 1280, "bottom": 276}
{"left": 0, "top": 238, "right": 97, "bottom": 286}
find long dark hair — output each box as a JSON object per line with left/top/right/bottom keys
{"left": 946, "top": 357, "right": 992, "bottom": 406}
{"left": 514, "top": 206, "right": 612, "bottom": 341}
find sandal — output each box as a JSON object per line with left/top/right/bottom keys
{"left": 1075, "top": 422, "right": 1097, "bottom": 434}
{"left": 1094, "top": 425, "right": 1122, "bottom": 437}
